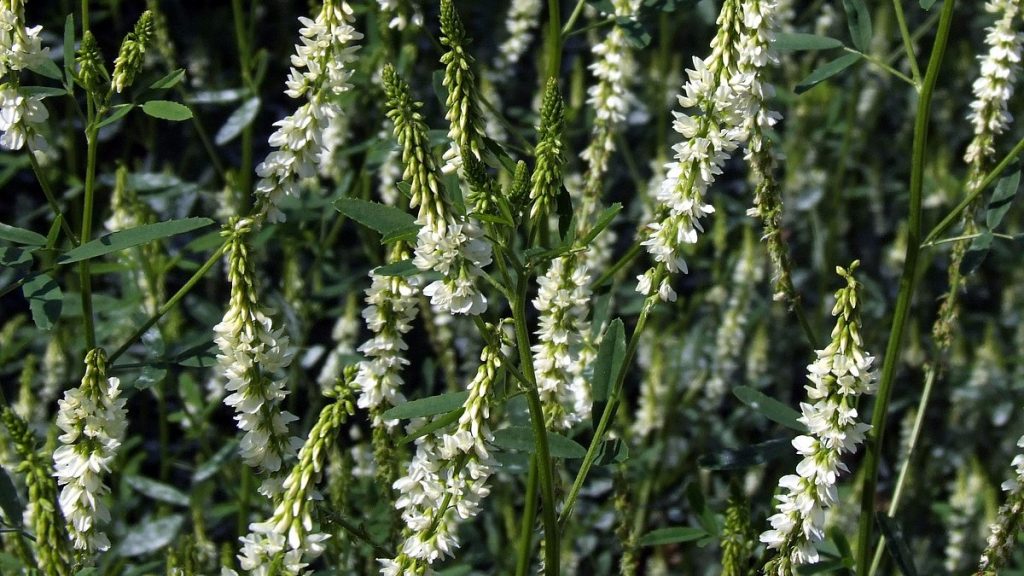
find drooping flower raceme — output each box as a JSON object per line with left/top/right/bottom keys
{"left": 214, "top": 218, "right": 298, "bottom": 494}
{"left": 383, "top": 64, "right": 492, "bottom": 316}
{"left": 533, "top": 253, "right": 593, "bottom": 430}
{"left": 964, "top": 0, "right": 1023, "bottom": 170}
{"left": 761, "top": 263, "right": 876, "bottom": 573}
{"left": 491, "top": 0, "right": 541, "bottom": 83}
{"left": 379, "top": 331, "right": 503, "bottom": 574}
{"left": 636, "top": 0, "right": 751, "bottom": 301}
{"left": 53, "top": 348, "right": 128, "bottom": 553}
{"left": 978, "top": 435, "right": 1024, "bottom": 574}
{"left": 231, "top": 382, "right": 357, "bottom": 576}
{"left": 253, "top": 0, "right": 361, "bottom": 223}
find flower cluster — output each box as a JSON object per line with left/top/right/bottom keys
{"left": 52, "top": 348, "right": 128, "bottom": 553}
{"left": 761, "top": 263, "right": 876, "bottom": 573}
{"left": 383, "top": 64, "right": 492, "bottom": 316}
{"left": 214, "top": 218, "right": 298, "bottom": 492}
{"left": 964, "top": 0, "right": 1023, "bottom": 170}
{"left": 0, "top": 0, "right": 47, "bottom": 76}
{"left": 253, "top": 0, "right": 361, "bottom": 223}
{"left": 492, "top": 0, "right": 542, "bottom": 82}
{"left": 977, "top": 435, "right": 1024, "bottom": 574}
{"left": 317, "top": 301, "right": 359, "bottom": 390}
{"left": 354, "top": 264, "right": 420, "bottom": 420}
{"left": 111, "top": 10, "right": 154, "bottom": 93}
{"left": 380, "top": 333, "right": 502, "bottom": 574}
{"left": 0, "top": 0, "right": 50, "bottom": 152}
{"left": 439, "top": 0, "right": 486, "bottom": 175}
{"left": 376, "top": 0, "right": 423, "bottom": 31}
{"left": 230, "top": 382, "right": 356, "bottom": 576}
{"left": 533, "top": 253, "right": 594, "bottom": 430}
{"left": 529, "top": 79, "right": 567, "bottom": 223}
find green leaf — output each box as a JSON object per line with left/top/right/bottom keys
{"left": 986, "top": 170, "right": 1020, "bottom": 230}
{"left": 374, "top": 259, "right": 420, "bottom": 278}
{"left": 594, "top": 438, "right": 629, "bottom": 465}
{"left": 335, "top": 197, "right": 416, "bottom": 236}
{"left": 920, "top": 0, "right": 937, "bottom": 10}
{"left": 698, "top": 437, "right": 793, "bottom": 470}
{"left": 116, "top": 514, "right": 185, "bottom": 557}
{"left": 959, "top": 231, "right": 993, "bottom": 276}
{"left": 591, "top": 318, "right": 626, "bottom": 429}
{"left": 587, "top": 0, "right": 616, "bottom": 13}
{"left": 96, "top": 104, "right": 135, "bottom": 130}
{"left": 214, "top": 96, "right": 260, "bottom": 146}
{"left": 491, "top": 426, "right": 588, "bottom": 459}
{"left": 795, "top": 53, "right": 862, "bottom": 94}
{"left": 141, "top": 100, "right": 194, "bottom": 121}
{"left": 841, "top": 0, "right": 873, "bottom": 52}
{"left": 134, "top": 366, "right": 167, "bottom": 390}
{"left": 20, "top": 86, "right": 68, "bottom": 98}
{"left": 22, "top": 273, "right": 62, "bottom": 331}
{"left": 0, "top": 222, "right": 47, "bottom": 245}
{"left": 774, "top": 33, "right": 845, "bottom": 52}
{"left": 0, "top": 467, "right": 24, "bottom": 527}
{"left": 0, "top": 246, "right": 32, "bottom": 269}
{"left": 734, "top": 386, "right": 807, "bottom": 433}
{"left": 58, "top": 218, "right": 214, "bottom": 264}
{"left": 877, "top": 513, "right": 918, "bottom": 576}
{"left": 401, "top": 408, "right": 465, "bottom": 444}
{"left": 63, "top": 14, "right": 75, "bottom": 88}
{"left": 381, "top": 391, "right": 470, "bottom": 421}
{"left": 580, "top": 203, "right": 622, "bottom": 246}
{"left": 616, "top": 17, "right": 651, "bottom": 49}
{"left": 26, "top": 57, "right": 63, "bottom": 81}
{"left": 126, "top": 475, "right": 190, "bottom": 507}
{"left": 380, "top": 223, "right": 422, "bottom": 244}
{"left": 148, "top": 69, "right": 186, "bottom": 90}
{"left": 638, "top": 526, "right": 708, "bottom": 547}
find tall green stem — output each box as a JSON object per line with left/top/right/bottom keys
{"left": 545, "top": 0, "right": 562, "bottom": 81}
{"left": 511, "top": 273, "right": 559, "bottom": 576}
{"left": 855, "top": 1, "right": 955, "bottom": 571}
{"left": 891, "top": 0, "right": 922, "bottom": 85}
{"left": 515, "top": 458, "right": 540, "bottom": 576}
{"left": 232, "top": 0, "right": 254, "bottom": 204}
{"left": 80, "top": 122, "right": 98, "bottom": 350}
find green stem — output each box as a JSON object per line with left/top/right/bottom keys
{"left": 511, "top": 273, "right": 559, "bottom": 576}
{"left": 559, "top": 298, "right": 654, "bottom": 528}
{"left": 81, "top": 0, "right": 89, "bottom": 33}
{"left": 845, "top": 47, "right": 916, "bottom": 87}
{"left": 592, "top": 243, "right": 641, "bottom": 289}
{"left": 80, "top": 123, "right": 98, "bottom": 349}
{"left": 891, "top": 0, "right": 922, "bottom": 85}
{"left": 868, "top": 365, "right": 936, "bottom": 576}
{"left": 854, "top": 1, "right": 955, "bottom": 571}
{"left": 545, "top": 0, "right": 562, "bottom": 81}
{"left": 923, "top": 134, "right": 1024, "bottom": 247}
{"left": 109, "top": 241, "right": 228, "bottom": 364}
{"left": 515, "top": 457, "right": 540, "bottom": 576}
{"left": 232, "top": 0, "right": 255, "bottom": 207}
{"left": 27, "top": 152, "right": 79, "bottom": 245}
{"left": 560, "top": 0, "right": 586, "bottom": 36}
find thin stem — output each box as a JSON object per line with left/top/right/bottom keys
{"left": 81, "top": 0, "right": 89, "bottom": 33}
{"left": 923, "top": 135, "right": 1024, "bottom": 247}
{"left": 559, "top": 298, "right": 654, "bottom": 528}
{"left": 545, "top": 0, "right": 562, "bottom": 80}
{"left": 109, "top": 241, "right": 228, "bottom": 364}
{"left": 80, "top": 123, "right": 99, "bottom": 349}
{"left": 868, "top": 366, "right": 936, "bottom": 576}
{"left": 560, "top": 0, "right": 586, "bottom": 36}
{"left": 511, "top": 273, "right": 559, "bottom": 576}
{"left": 922, "top": 231, "right": 1017, "bottom": 247}
{"left": 515, "top": 458, "right": 540, "bottom": 576}
{"left": 891, "top": 0, "right": 923, "bottom": 85}
{"left": 855, "top": 1, "right": 955, "bottom": 571}
{"left": 27, "top": 152, "right": 79, "bottom": 245}
{"left": 232, "top": 0, "right": 254, "bottom": 205}
{"left": 592, "top": 243, "right": 641, "bottom": 289}
{"left": 845, "top": 47, "right": 917, "bottom": 88}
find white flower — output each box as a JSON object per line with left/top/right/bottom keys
{"left": 0, "top": 5, "right": 49, "bottom": 77}
{"left": 413, "top": 219, "right": 492, "bottom": 316}
{"left": 53, "top": 349, "right": 127, "bottom": 552}
{"left": 492, "top": 0, "right": 542, "bottom": 82}
{"left": 0, "top": 84, "right": 48, "bottom": 151}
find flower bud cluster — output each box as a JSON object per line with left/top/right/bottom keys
{"left": 111, "top": 10, "right": 154, "bottom": 93}
{"left": 254, "top": 1, "right": 362, "bottom": 223}
{"left": 761, "top": 263, "right": 876, "bottom": 573}
{"left": 53, "top": 348, "right": 128, "bottom": 553}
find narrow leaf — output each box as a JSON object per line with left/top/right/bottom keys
{"left": 374, "top": 259, "right": 419, "bottom": 278}
{"left": 58, "top": 218, "right": 214, "bottom": 264}
{"left": 920, "top": 0, "right": 937, "bottom": 10}
{"left": 774, "top": 33, "right": 845, "bottom": 52}
{"left": 148, "top": 69, "right": 186, "bottom": 90}
{"left": 96, "top": 104, "right": 135, "bottom": 130}
{"left": 20, "top": 86, "right": 68, "bottom": 99}
{"left": 335, "top": 197, "right": 416, "bottom": 236}
{"left": 63, "top": 14, "right": 75, "bottom": 88}
{"left": 616, "top": 17, "right": 651, "bottom": 48}
{"left": 491, "top": 426, "right": 588, "bottom": 459}
{"left": 591, "top": 318, "right": 626, "bottom": 429}
{"left": 141, "top": 100, "right": 194, "bottom": 121}
{"left": 638, "top": 527, "right": 708, "bottom": 547}
{"left": 0, "top": 468, "right": 24, "bottom": 527}
{"left": 381, "top": 391, "right": 470, "bottom": 421}
{"left": 698, "top": 437, "right": 793, "bottom": 470}
{"left": 0, "top": 222, "right": 47, "bottom": 245}
{"left": 986, "top": 170, "right": 1020, "bottom": 230}
{"left": 214, "top": 97, "right": 260, "bottom": 145}
{"left": 595, "top": 438, "right": 629, "bottom": 465}
{"left": 26, "top": 58, "right": 63, "bottom": 81}
{"left": 795, "top": 53, "right": 862, "bottom": 94}
{"left": 877, "top": 513, "right": 918, "bottom": 576}
{"left": 22, "top": 273, "right": 62, "bottom": 331}
{"left": 841, "top": 0, "right": 873, "bottom": 52}
{"left": 116, "top": 515, "right": 185, "bottom": 557}
{"left": 580, "top": 203, "right": 622, "bottom": 245}
{"left": 734, "top": 386, "right": 808, "bottom": 432}
{"left": 126, "top": 475, "right": 190, "bottom": 507}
